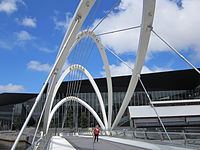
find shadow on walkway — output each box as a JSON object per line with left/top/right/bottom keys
{"left": 64, "top": 136, "right": 148, "bottom": 150}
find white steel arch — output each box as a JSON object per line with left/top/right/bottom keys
{"left": 12, "top": 1, "right": 96, "bottom": 149}
{"left": 72, "top": 30, "right": 113, "bottom": 128}
{"left": 48, "top": 64, "right": 108, "bottom": 131}
{"left": 45, "top": 30, "right": 113, "bottom": 131}
{"left": 112, "top": 0, "right": 156, "bottom": 129}
{"left": 43, "top": 0, "right": 96, "bottom": 133}
{"left": 47, "top": 96, "right": 105, "bottom": 132}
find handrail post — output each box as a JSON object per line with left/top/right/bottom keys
{"left": 183, "top": 131, "right": 187, "bottom": 145}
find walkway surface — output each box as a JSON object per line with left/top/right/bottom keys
{"left": 48, "top": 136, "right": 76, "bottom": 150}
{"left": 63, "top": 135, "right": 194, "bottom": 150}
{"left": 64, "top": 135, "right": 150, "bottom": 150}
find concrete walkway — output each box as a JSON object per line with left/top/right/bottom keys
{"left": 64, "top": 135, "right": 149, "bottom": 150}
{"left": 48, "top": 136, "right": 76, "bottom": 150}
{"left": 63, "top": 135, "right": 195, "bottom": 150}
{"left": 99, "top": 136, "right": 192, "bottom": 150}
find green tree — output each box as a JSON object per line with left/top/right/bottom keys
{"left": 66, "top": 108, "right": 73, "bottom": 128}
{"left": 13, "top": 116, "right": 22, "bottom": 130}
{"left": 80, "top": 112, "right": 88, "bottom": 128}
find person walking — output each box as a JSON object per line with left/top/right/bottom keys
{"left": 93, "top": 125, "right": 100, "bottom": 143}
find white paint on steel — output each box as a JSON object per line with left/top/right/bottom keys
{"left": 47, "top": 30, "right": 113, "bottom": 130}
{"left": 112, "top": 0, "right": 156, "bottom": 129}
{"left": 11, "top": 80, "right": 47, "bottom": 150}
{"left": 43, "top": 0, "right": 96, "bottom": 133}
{"left": 47, "top": 96, "right": 105, "bottom": 132}
{"left": 50, "top": 64, "right": 108, "bottom": 129}
{"left": 74, "top": 30, "right": 113, "bottom": 128}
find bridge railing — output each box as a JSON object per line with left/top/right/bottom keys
{"left": 27, "top": 130, "right": 55, "bottom": 150}
{"left": 78, "top": 129, "right": 200, "bottom": 148}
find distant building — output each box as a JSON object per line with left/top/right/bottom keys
{"left": 0, "top": 68, "right": 199, "bottom": 130}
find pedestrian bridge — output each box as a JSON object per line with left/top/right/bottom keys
{"left": 10, "top": 0, "right": 200, "bottom": 149}
{"left": 41, "top": 134, "right": 194, "bottom": 150}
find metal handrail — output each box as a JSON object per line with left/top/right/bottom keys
{"left": 78, "top": 129, "right": 200, "bottom": 147}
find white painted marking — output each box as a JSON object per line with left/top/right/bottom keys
{"left": 48, "top": 136, "right": 76, "bottom": 150}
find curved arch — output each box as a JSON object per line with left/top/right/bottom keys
{"left": 50, "top": 64, "right": 108, "bottom": 129}
{"left": 47, "top": 96, "right": 105, "bottom": 132}
{"left": 43, "top": 1, "right": 96, "bottom": 133}
{"left": 74, "top": 30, "right": 113, "bottom": 128}
{"left": 46, "top": 30, "right": 113, "bottom": 130}
{"left": 112, "top": 0, "right": 156, "bottom": 129}
{"left": 13, "top": 1, "right": 96, "bottom": 148}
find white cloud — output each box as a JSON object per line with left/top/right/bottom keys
{"left": 190, "top": 48, "right": 200, "bottom": 63}
{"left": 106, "top": 61, "right": 133, "bottom": 76}
{"left": 27, "top": 60, "right": 69, "bottom": 73}
{"left": 100, "top": 61, "right": 172, "bottom": 77}
{"left": 0, "top": 40, "right": 11, "bottom": 49}
{"left": 16, "top": 30, "right": 35, "bottom": 41}
{"left": 142, "top": 66, "right": 153, "bottom": 74}
{"left": 0, "top": 0, "right": 23, "bottom": 14}
{"left": 33, "top": 44, "right": 58, "bottom": 53}
{"left": 0, "top": 83, "right": 25, "bottom": 92}
{"left": 38, "top": 46, "right": 56, "bottom": 53}
{"left": 151, "top": 66, "right": 172, "bottom": 73}
{"left": 0, "top": 0, "right": 17, "bottom": 14}
{"left": 92, "top": 0, "right": 142, "bottom": 54}
{"left": 53, "top": 12, "right": 72, "bottom": 32}
{"left": 27, "top": 61, "right": 52, "bottom": 72}
{"left": 21, "top": 17, "right": 37, "bottom": 27}
{"left": 92, "top": 0, "right": 200, "bottom": 59}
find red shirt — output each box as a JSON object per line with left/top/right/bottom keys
{"left": 94, "top": 128, "right": 100, "bottom": 135}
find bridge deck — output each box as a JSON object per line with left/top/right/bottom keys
{"left": 48, "top": 136, "right": 76, "bottom": 150}
{"left": 61, "top": 135, "right": 193, "bottom": 150}
{"left": 64, "top": 135, "right": 146, "bottom": 150}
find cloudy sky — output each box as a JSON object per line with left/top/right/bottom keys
{"left": 0, "top": 0, "right": 199, "bottom": 93}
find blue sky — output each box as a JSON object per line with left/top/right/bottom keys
{"left": 0, "top": 0, "right": 199, "bottom": 93}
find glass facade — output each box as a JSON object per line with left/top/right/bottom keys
{"left": 44, "top": 86, "right": 200, "bottom": 129}
{"left": 0, "top": 69, "right": 199, "bottom": 130}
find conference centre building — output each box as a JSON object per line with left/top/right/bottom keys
{"left": 0, "top": 68, "right": 199, "bottom": 131}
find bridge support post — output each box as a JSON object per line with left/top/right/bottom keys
{"left": 112, "top": 0, "right": 156, "bottom": 129}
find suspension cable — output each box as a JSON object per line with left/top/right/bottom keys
{"left": 97, "top": 25, "right": 141, "bottom": 36}
{"left": 104, "top": 44, "right": 172, "bottom": 141}
{"left": 66, "top": 35, "right": 94, "bottom": 129}
{"left": 67, "top": 36, "right": 86, "bottom": 96}
{"left": 70, "top": 36, "right": 93, "bottom": 96}
{"left": 32, "top": 94, "right": 47, "bottom": 144}
{"left": 67, "top": 0, "right": 124, "bottom": 115}
{"left": 87, "top": 0, "right": 102, "bottom": 30}
{"left": 152, "top": 30, "right": 200, "bottom": 75}
{"left": 75, "top": 38, "right": 95, "bottom": 96}
{"left": 31, "top": 0, "right": 104, "bottom": 144}
{"left": 105, "top": 46, "right": 133, "bottom": 70}
{"left": 92, "top": 0, "right": 121, "bottom": 32}
{"left": 138, "top": 77, "right": 172, "bottom": 142}
{"left": 65, "top": 39, "right": 79, "bottom": 97}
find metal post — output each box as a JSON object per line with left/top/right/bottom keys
{"left": 43, "top": 0, "right": 96, "bottom": 134}
{"left": 139, "top": 77, "right": 172, "bottom": 142}
{"left": 11, "top": 105, "right": 15, "bottom": 130}
{"left": 11, "top": 82, "right": 47, "bottom": 150}
{"left": 182, "top": 130, "right": 187, "bottom": 145}
{"left": 112, "top": 0, "right": 156, "bottom": 129}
